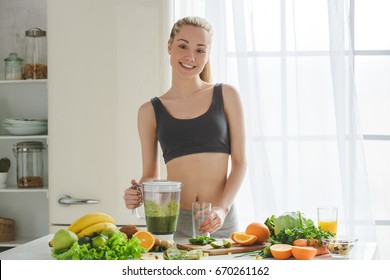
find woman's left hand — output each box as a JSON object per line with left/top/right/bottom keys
{"left": 199, "top": 207, "right": 227, "bottom": 234}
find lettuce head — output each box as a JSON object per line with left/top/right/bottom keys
{"left": 274, "top": 211, "right": 310, "bottom": 235}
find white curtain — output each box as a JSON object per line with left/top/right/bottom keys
{"left": 173, "top": 0, "right": 376, "bottom": 246}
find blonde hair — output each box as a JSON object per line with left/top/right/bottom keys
{"left": 169, "top": 16, "right": 213, "bottom": 83}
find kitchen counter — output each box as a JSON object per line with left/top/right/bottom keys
{"left": 0, "top": 234, "right": 377, "bottom": 260}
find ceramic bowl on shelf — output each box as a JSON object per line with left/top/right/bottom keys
{"left": 323, "top": 236, "right": 358, "bottom": 258}
{"left": 1, "top": 118, "right": 48, "bottom": 136}
{"left": 3, "top": 118, "right": 47, "bottom": 126}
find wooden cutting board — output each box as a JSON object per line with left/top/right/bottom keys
{"left": 176, "top": 242, "right": 268, "bottom": 256}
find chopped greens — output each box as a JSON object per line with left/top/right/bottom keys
{"left": 189, "top": 236, "right": 216, "bottom": 246}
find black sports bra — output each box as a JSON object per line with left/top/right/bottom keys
{"left": 151, "top": 83, "right": 231, "bottom": 163}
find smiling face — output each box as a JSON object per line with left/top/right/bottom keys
{"left": 168, "top": 25, "right": 211, "bottom": 81}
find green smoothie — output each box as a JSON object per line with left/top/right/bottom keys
{"left": 144, "top": 200, "right": 180, "bottom": 234}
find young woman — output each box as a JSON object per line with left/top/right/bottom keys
{"left": 123, "top": 16, "right": 247, "bottom": 238}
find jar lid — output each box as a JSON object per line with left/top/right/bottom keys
{"left": 14, "top": 141, "right": 45, "bottom": 151}
{"left": 4, "top": 53, "right": 23, "bottom": 62}
{"left": 142, "top": 180, "right": 182, "bottom": 192}
{"left": 25, "top": 28, "right": 46, "bottom": 37}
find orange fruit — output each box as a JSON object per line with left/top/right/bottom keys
{"left": 230, "top": 231, "right": 239, "bottom": 242}
{"left": 270, "top": 244, "right": 292, "bottom": 260}
{"left": 232, "top": 232, "right": 257, "bottom": 245}
{"left": 291, "top": 246, "right": 317, "bottom": 260}
{"left": 245, "top": 222, "right": 270, "bottom": 244}
{"left": 133, "top": 230, "right": 155, "bottom": 251}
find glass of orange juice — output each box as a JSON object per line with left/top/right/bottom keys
{"left": 317, "top": 206, "right": 338, "bottom": 235}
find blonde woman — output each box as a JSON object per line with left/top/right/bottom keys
{"left": 123, "top": 16, "right": 247, "bottom": 238}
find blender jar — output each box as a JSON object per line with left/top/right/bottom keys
{"left": 13, "top": 141, "right": 45, "bottom": 188}
{"left": 142, "top": 180, "right": 182, "bottom": 240}
{"left": 4, "top": 53, "right": 23, "bottom": 80}
{"left": 23, "top": 28, "right": 47, "bottom": 79}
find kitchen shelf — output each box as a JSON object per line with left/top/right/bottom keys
{"left": 0, "top": 1, "right": 49, "bottom": 249}
{"left": 0, "top": 237, "right": 37, "bottom": 248}
{"left": 0, "top": 78, "right": 47, "bottom": 85}
{"left": 0, "top": 135, "right": 48, "bottom": 140}
{"left": 0, "top": 185, "right": 48, "bottom": 193}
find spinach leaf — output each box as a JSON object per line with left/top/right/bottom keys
{"left": 189, "top": 236, "right": 216, "bottom": 245}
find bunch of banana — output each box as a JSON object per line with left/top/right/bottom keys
{"left": 67, "top": 212, "right": 117, "bottom": 238}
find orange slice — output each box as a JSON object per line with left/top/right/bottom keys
{"left": 230, "top": 231, "right": 239, "bottom": 242}
{"left": 133, "top": 230, "right": 155, "bottom": 251}
{"left": 291, "top": 246, "right": 317, "bottom": 260}
{"left": 233, "top": 232, "right": 257, "bottom": 245}
{"left": 270, "top": 244, "right": 292, "bottom": 260}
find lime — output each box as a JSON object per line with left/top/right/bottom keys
{"left": 210, "top": 240, "right": 224, "bottom": 249}
{"left": 222, "top": 239, "right": 232, "bottom": 248}
{"left": 53, "top": 229, "right": 78, "bottom": 251}
{"left": 92, "top": 235, "right": 107, "bottom": 248}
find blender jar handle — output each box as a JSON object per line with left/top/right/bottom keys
{"left": 130, "top": 184, "right": 143, "bottom": 219}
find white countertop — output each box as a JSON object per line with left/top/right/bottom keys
{"left": 0, "top": 234, "right": 377, "bottom": 260}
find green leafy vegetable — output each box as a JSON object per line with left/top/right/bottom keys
{"left": 189, "top": 236, "right": 216, "bottom": 245}
{"left": 51, "top": 232, "right": 146, "bottom": 260}
{"left": 274, "top": 211, "right": 308, "bottom": 235}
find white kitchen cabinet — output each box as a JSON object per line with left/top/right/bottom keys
{"left": 0, "top": 80, "right": 49, "bottom": 249}
{"left": 48, "top": 0, "right": 171, "bottom": 229}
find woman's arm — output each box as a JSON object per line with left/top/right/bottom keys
{"left": 137, "top": 101, "right": 159, "bottom": 182}
{"left": 219, "top": 84, "right": 247, "bottom": 212}
{"left": 123, "top": 101, "right": 159, "bottom": 209}
{"left": 201, "top": 84, "right": 247, "bottom": 232}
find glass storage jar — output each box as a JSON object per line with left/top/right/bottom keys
{"left": 13, "top": 141, "right": 45, "bottom": 188}
{"left": 4, "top": 53, "right": 23, "bottom": 80}
{"left": 23, "top": 28, "right": 47, "bottom": 79}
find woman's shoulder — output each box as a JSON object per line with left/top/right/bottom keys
{"left": 138, "top": 100, "right": 156, "bottom": 122}
{"left": 139, "top": 99, "right": 154, "bottom": 111}
{"left": 219, "top": 83, "right": 241, "bottom": 103}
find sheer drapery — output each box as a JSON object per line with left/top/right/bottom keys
{"left": 173, "top": 0, "right": 376, "bottom": 244}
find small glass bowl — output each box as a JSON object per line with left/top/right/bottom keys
{"left": 323, "top": 236, "right": 358, "bottom": 259}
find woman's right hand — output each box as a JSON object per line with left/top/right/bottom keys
{"left": 123, "top": 179, "right": 143, "bottom": 210}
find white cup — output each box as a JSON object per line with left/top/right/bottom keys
{"left": 0, "top": 173, "right": 8, "bottom": 189}
{"left": 192, "top": 202, "right": 212, "bottom": 238}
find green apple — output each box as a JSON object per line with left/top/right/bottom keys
{"left": 53, "top": 229, "right": 78, "bottom": 251}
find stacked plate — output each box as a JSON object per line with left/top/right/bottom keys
{"left": 1, "top": 118, "right": 48, "bottom": 136}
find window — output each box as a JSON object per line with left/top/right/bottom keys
{"left": 174, "top": 0, "right": 390, "bottom": 258}
{"left": 354, "top": 0, "right": 390, "bottom": 222}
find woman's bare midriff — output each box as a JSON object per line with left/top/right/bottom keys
{"left": 166, "top": 152, "right": 229, "bottom": 210}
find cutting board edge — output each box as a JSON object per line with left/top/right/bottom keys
{"left": 176, "top": 242, "right": 268, "bottom": 256}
